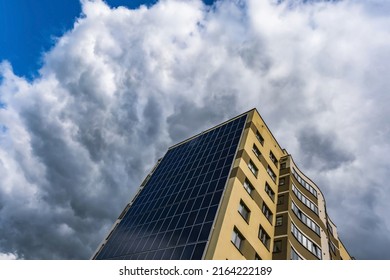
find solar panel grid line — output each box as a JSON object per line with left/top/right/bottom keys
{"left": 95, "top": 115, "right": 247, "bottom": 259}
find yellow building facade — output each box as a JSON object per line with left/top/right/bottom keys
{"left": 204, "top": 109, "right": 351, "bottom": 260}
{"left": 93, "top": 109, "right": 352, "bottom": 260}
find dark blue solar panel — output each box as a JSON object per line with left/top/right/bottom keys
{"left": 95, "top": 115, "right": 247, "bottom": 260}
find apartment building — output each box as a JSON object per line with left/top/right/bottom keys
{"left": 93, "top": 109, "right": 352, "bottom": 260}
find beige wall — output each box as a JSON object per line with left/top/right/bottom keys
{"left": 205, "top": 109, "right": 286, "bottom": 259}
{"left": 204, "top": 109, "right": 351, "bottom": 260}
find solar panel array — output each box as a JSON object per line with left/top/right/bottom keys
{"left": 95, "top": 115, "right": 247, "bottom": 259}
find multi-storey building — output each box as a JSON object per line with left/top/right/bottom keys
{"left": 92, "top": 109, "right": 352, "bottom": 260}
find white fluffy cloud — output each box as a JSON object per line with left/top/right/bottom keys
{"left": 0, "top": 0, "right": 389, "bottom": 259}
{"left": 0, "top": 252, "right": 20, "bottom": 260}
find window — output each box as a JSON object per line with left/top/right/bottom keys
{"left": 279, "top": 177, "right": 285, "bottom": 186}
{"left": 291, "top": 223, "right": 322, "bottom": 259}
{"left": 329, "top": 241, "right": 336, "bottom": 254}
{"left": 327, "top": 222, "right": 334, "bottom": 236}
{"left": 291, "top": 248, "right": 303, "bottom": 260}
{"left": 276, "top": 216, "right": 283, "bottom": 227}
{"left": 256, "top": 131, "right": 264, "bottom": 145}
{"left": 280, "top": 162, "right": 286, "bottom": 169}
{"left": 252, "top": 144, "right": 261, "bottom": 159}
{"left": 267, "top": 165, "right": 276, "bottom": 182}
{"left": 269, "top": 151, "right": 278, "bottom": 167}
{"left": 238, "top": 200, "right": 250, "bottom": 223}
{"left": 248, "top": 160, "right": 258, "bottom": 177}
{"left": 262, "top": 202, "right": 273, "bottom": 223}
{"left": 259, "top": 225, "right": 270, "bottom": 250}
{"left": 291, "top": 202, "right": 320, "bottom": 236}
{"left": 292, "top": 168, "right": 317, "bottom": 197}
{"left": 243, "top": 179, "right": 254, "bottom": 195}
{"left": 277, "top": 195, "right": 284, "bottom": 205}
{"left": 231, "top": 228, "right": 244, "bottom": 251}
{"left": 292, "top": 184, "right": 318, "bottom": 215}
{"left": 273, "top": 240, "right": 282, "bottom": 253}
{"left": 276, "top": 216, "right": 283, "bottom": 226}
{"left": 265, "top": 182, "right": 275, "bottom": 201}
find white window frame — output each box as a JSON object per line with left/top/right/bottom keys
{"left": 243, "top": 179, "right": 254, "bottom": 195}
{"left": 265, "top": 182, "right": 275, "bottom": 201}
{"left": 262, "top": 203, "right": 273, "bottom": 223}
{"left": 248, "top": 160, "right": 258, "bottom": 177}
{"left": 252, "top": 144, "right": 261, "bottom": 159}
{"left": 231, "top": 228, "right": 244, "bottom": 251}
{"left": 276, "top": 216, "right": 283, "bottom": 226}
{"left": 267, "top": 165, "right": 276, "bottom": 182}
{"left": 259, "top": 225, "right": 270, "bottom": 249}
{"left": 291, "top": 223, "right": 322, "bottom": 259}
{"left": 269, "top": 151, "right": 278, "bottom": 166}
{"left": 238, "top": 200, "right": 250, "bottom": 222}
{"left": 256, "top": 131, "right": 264, "bottom": 145}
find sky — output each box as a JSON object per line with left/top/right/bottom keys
{"left": 0, "top": 0, "right": 389, "bottom": 260}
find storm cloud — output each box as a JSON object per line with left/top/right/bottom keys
{"left": 297, "top": 127, "right": 355, "bottom": 171}
{"left": 0, "top": 0, "right": 389, "bottom": 259}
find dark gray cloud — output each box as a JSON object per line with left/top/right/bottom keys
{"left": 0, "top": 0, "right": 389, "bottom": 259}
{"left": 332, "top": 185, "right": 390, "bottom": 259}
{"left": 297, "top": 127, "right": 355, "bottom": 170}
